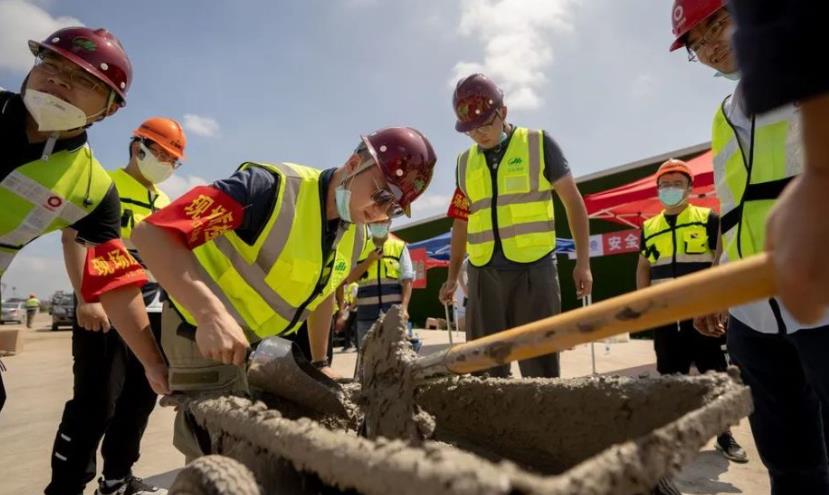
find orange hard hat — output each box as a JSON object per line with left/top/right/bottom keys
{"left": 133, "top": 117, "right": 186, "bottom": 159}
{"left": 656, "top": 159, "right": 693, "bottom": 184}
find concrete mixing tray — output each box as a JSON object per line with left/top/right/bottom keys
{"left": 173, "top": 370, "right": 751, "bottom": 495}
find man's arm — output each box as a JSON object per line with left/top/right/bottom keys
{"left": 132, "top": 221, "right": 249, "bottom": 365}
{"left": 439, "top": 219, "right": 468, "bottom": 304}
{"left": 307, "top": 293, "right": 336, "bottom": 377}
{"left": 61, "top": 229, "right": 168, "bottom": 394}
{"left": 636, "top": 255, "right": 651, "bottom": 290}
{"left": 398, "top": 246, "right": 414, "bottom": 320}
{"left": 61, "top": 228, "right": 110, "bottom": 332}
{"left": 554, "top": 174, "right": 593, "bottom": 298}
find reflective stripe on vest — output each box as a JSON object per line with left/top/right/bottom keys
{"left": 108, "top": 168, "right": 170, "bottom": 244}
{"left": 0, "top": 145, "right": 111, "bottom": 275}
{"left": 357, "top": 236, "right": 404, "bottom": 308}
{"left": 172, "top": 162, "right": 367, "bottom": 338}
{"left": 457, "top": 127, "right": 555, "bottom": 266}
{"left": 712, "top": 98, "right": 800, "bottom": 261}
{"left": 642, "top": 205, "right": 714, "bottom": 283}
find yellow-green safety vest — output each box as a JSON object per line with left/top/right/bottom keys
{"left": 356, "top": 235, "right": 405, "bottom": 308}
{"left": 712, "top": 97, "right": 800, "bottom": 262}
{"left": 171, "top": 162, "right": 370, "bottom": 340}
{"left": 641, "top": 204, "right": 714, "bottom": 284}
{"left": 108, "top": 168, "right": 170, "bottom": 243}
{"left": 25, "top": 297, "right": 39, "bottom": 309}
{"left": 0, "top": 144, "right": 112, "bottom": 276}
{"left": 457, "top": 127, "right": 555, "bottom": 267}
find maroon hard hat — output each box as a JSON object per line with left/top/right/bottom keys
{"left": 29, "top": 26, "right": 132, "bottom": 104}
{"left": 669, "top": 0, "right": 727, "bottom": 51}
{"left": 453, "top": 73, "right": 504, "bottom": 132}
{"left": 362, "top": 127, "right": 437, "bottom": 217}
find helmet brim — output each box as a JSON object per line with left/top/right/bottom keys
{"left": 27, "top": 40, "right": 128, "bottom": 103}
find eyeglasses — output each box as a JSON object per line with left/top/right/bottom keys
{"left": 687, "top": 14, "right": 731, "bottom": 62}
{"left": 372, "top": 178, "right": 405, "bottom": 218}
{"left": 33, "top": 54, "right": 105, "bottom": 93}
{"left": 464, "top": 111, "right": 501, "bottom": 136}
{"left": 141, "top": 139, "right": 183, "bottom": 169}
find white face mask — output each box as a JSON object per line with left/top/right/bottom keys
{"left": 715, "top": 70, "right": 741, "bottom": 81}
{"left": 136, "top": 143, "right": 175, "bottom": 184}
{"left": 23, "top": 89, "right": 88, "bottom": 131}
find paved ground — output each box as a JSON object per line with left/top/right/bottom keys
{"left": 0, "top": 314, "right": 770, "bottom": 494}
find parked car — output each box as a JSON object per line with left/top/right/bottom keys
{"left": 1, "top": 301, "right": 24, "bottom": 324}
{"left": 50, "top": 293, "right": 75, "bottom": 331}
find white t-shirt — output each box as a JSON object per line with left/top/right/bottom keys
{"left": 722, "top": 87, "right": 829, "bottom": 334}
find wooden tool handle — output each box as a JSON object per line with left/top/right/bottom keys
{"left": 415, "top": 253, "right": 775, "bottom": 378}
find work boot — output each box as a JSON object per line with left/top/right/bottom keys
{"left": 716, "top": 432, "right": 748, "bottom": 463}
{"left": 651, "top": 477, "right": 682, "bottom": 495}
{"left": 95, "top": 476, "right": 167, "bottom": 495}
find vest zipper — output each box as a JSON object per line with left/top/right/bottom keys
{"left": 489, "top": 159, "right": 499, "bottom": 258}
{"left": 671, "top": 220, "right": 677, "bottom": 280}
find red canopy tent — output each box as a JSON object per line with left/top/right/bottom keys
{"left": 583, "top": 150, "right": 719, "bottom": 228}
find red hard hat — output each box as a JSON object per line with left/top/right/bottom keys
{"left": 134, "top": 117, "right": 187, "bottom": 159}
{"left": 361, "top": 127, "right": 437, "bottom": 217}
{"left": 453, "top": 73, "right": 504, "bottom": 132}
{"left": 29, "top": 26, "right": 132, "bottom": 104}
{"left": 656, "top": 159, "right": 694, "bottom": 184}
{"left": 669, "top": 0, "right": 727, "bottom": 51}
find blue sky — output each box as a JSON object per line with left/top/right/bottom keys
{"left": 0, "top": 0, "right": 735, "bottom": 298}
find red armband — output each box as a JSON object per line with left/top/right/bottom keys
{"left": 144, "top": 185, "right": 244, "bottom": 249}
{"left": 81, "top": 238, "right": 148, "bottom": 302}
{"left": 446, "top": 187, "right": 470, "bottom": 220}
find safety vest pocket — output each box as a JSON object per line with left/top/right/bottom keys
{"left": 683, "top": 231, "right": 708, "bottom": 254}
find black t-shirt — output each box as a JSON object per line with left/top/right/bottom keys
{"left": 0, "top": 91, "right": 120, "bottom": 245}
{"left": 731, "top": 0, "right": 829, "bottom": 114}
{"left": 639, "top": 210, "right": 720, "bottom": 254}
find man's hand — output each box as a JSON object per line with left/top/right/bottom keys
{"left": 76, "top": 301, "right": 111, "bottom": 332}
{"left": 573, "top": 262, "right": 593, "bottom": 299}
{"left": 318, "top": 366, "right": 341, "bottom": 380}
{"left": 195, "top": 309, "right": 250, "bottom": 366}
{"left": 145, "top": 362, "right": 171, "bottom": 395}
{"left": 368, "top": 248, "right": 382, "bottom": 262}
{"left": 401, "top": 307, "right": 410, "bottom": 321}
{"left": 694, "top": 312, "right": 727, "bottom": 337}
{"left": 766, "top": 172, "right": 829, "bottom": 324}
{"left": 439, "top": 279, "right": 457, "bottom": 305}
{"left": 334, "top": 310, "right": 349, "bottom": 333}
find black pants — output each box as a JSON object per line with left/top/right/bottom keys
{"left": 653, "top": 319, "right": 727, "bottom": 375}
{"left": 728, "top": 316, "right": 829, "bottom": 495}
{"left": 45, "top": 313, "right": 162, "bottom": 495}
{"left": 466, "top": 260, "right": 561, "bottom": 378}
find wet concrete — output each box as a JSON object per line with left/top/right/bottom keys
{"left": 185, "top": 307, "right": 753, "bottom": 495}
{"left": 358, "top": 309, "right": 435, "bottom": 443}
{"left": 189, "top": 363, "right": 752, "bottom": 495}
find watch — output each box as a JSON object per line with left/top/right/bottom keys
{"left": 311, "top": 358, "right": 329, "bottom": 369}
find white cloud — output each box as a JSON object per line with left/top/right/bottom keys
{"left": 0, "top": 0, "right": 82, "bottom": 73}
{"left": 450, "top": 0, "right": 576, "bottom": 111}
{"left": 159, "top": 173, "right": 208, "bottom": 200}
{"left": 631, "top": 73, "right": 657, "bottom": 99}
{"left": 183, "top": 114, "right": 221, "bottom": 138}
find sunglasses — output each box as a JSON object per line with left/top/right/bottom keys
{"left": 372, "top": 178, "right": 405, "bottom": 218}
